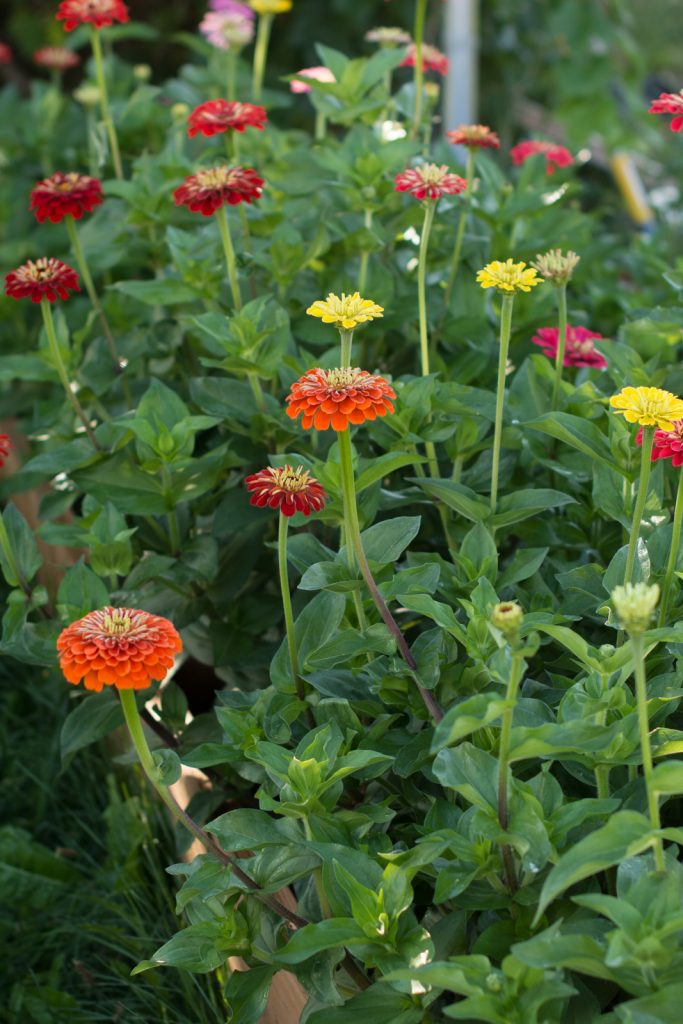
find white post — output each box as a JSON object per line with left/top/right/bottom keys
{"left": 443, "top": 0, "right": 479, "bottom": 130}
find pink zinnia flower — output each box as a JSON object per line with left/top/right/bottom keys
{"left": 447, "top": 124, "right": 500, "bottom": 149}
{"left": 5, "top": 258, "right": 80, "bottom": 304}
{"left": 187, "top": 100, "right": 267, "bottom": 137}
{"left": 401, "top": 43, "right": 449, "bottom": 76}
{"left": 510, "top": 140, "right": 574, "bottom": 175}
{"left": 636, "top": 421, "right": 683, "bottom": 466}
{"left": 290, "top": 66, "right": 336, "bottom": 94}
{"left": 648, "top": 90, "right": 683, "bottom": 132}
{"left": 209, "top": 0, "right": 254, "bottom": 13}
{"left": 245, "top": 465, "right": 327, "bottom": 516}
{"left": 532, "top": 325, "right": 606, "bottom": 369}
{"left": 174, "top": 166, "right": 264, "bottom": 215}
{"left": 395, "top": 163, "right": 467, "bottom": 201}
{"left": 199, "top": 10, "right": 254, "bottom": 50}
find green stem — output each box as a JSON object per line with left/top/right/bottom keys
{"left": 247, "top": 372, "right": 265, "bottom": 411}
{"left": 338, "top": 429, "right": 443, "bottom": 723}
{"left": 226, "top": 48, "right": 237, "bottom": 101}
{"left": 215, "top": 204, "right": 242, "bottom": 311}
{"left": 550, "top": 284, "right": 568, "bottom": 410}
{"left": 161, "top": 464, "right": 181, "bottom": 555}
{"left": 340, "top": 329, "right": 354, "bottom": 368}
{"left": 624, "top": 427, "right": 654, "bottom": 585}
{"left": 314, "top": 109, "right": 326, "bottom": 141}
{"left": 658, "top": 469, "right": 683, "bottom": 626}
{"left": 444, "top": 149, "right": 475, "bottom": 306}
{"left": 279, "top": 515, "right": 306, "bottom": 703}
{"left": 65, "top": 215, "right": 122, "bottom": 370}
{"left": 631, "top": 635, "right": 665, "bottom": 871}
{"left": 490, "top": 294, "right": 515, "bottom": 514}
{"left": 252, "top": 13, "right": 273, "bottom": 102}
{"left": 497, "top": 649, "right": 523, "bottom": 891}
{"left": 411, "top": 0, "right": 428, "bottom": 140}
{"left": 358, "top": 208, "right": 373, "bottom": 294}
{"left": 40, "top": 300, "right": 100, "bottom": 450}
{"left": 417, "top": 201, "right": 436, "bottom": 379}
{"left": 90, "top": 28, "right": 123, "bottom": 179}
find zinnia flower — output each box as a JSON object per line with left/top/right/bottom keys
{"left": 0, "top": 43, "right": 12, "bottom": 65}
{"left": 510, "top": 140, "right": 574, "bottom": 175}
{"left": 245, "top": 465, "right": 327, "bottom": 516}
{"left": 249, "top": 0, "right": 292, "bottom": 13}
{"left": 173, "top": 166, "right": 264, "bottom": 215}
{"left": 610, "top": 386, "right": 683, "bottom": 431}
{"left": 648, "top": 90, "right": 683, "bottom": 132}
{"left": 395, "top": 164, "right": 467, "bottom": 201}
{"left": 187, "top": 100, "right": 267, "bottom": 138}
{"left": 5, "top": 258, "right": 80, "bottom": 303}
{"left": 306, "top": 292, "right": 384, "bottom": 331}
{"left": 636, "top": 420, "right": 683, "bottom": 466}
{"left": 476, "top": 259, "right": 540, "bottom": 294}
{"left": 290, "top": 66, "right": 336, "bottom": 94}
{"left": 56, "top": 0, "right": 130, "bottom": 32}
{"left": 532, "top": 326, "right": 606, "bottom": 369}
{"left": 365, "top": 26, "right": 412, "bottom": 47}
{"left": 199, "top": 10, "right": 254, "bottom": 50}
{"left": 401, "top": 42, "right": 449, "bottom": 76}
{"left": 0, "top": 435, "right": 12, "bottom": 466}
{"left": 33, "top": 46, "right": 80, "bottom": 70}
{"left": 57, "top": 607, "right": 182, "bottom": 692}
{"left": 30, "top": 172, "right": 103, "bottom": 224}
{"left": 446, "top": 124, "right": 500, "bottom": 149}
{"left": 532, "top": 248, "right": 580, "bottom": 285}
{"left": 210, "top": 0, "right": 253, "bottom": 12}
{"left": 286, "top": 367, "right": 395, "bottom": 431}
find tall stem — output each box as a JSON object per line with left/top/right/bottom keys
{"left": 314, "top": 109, "right": 327, "bottom": 142}
{"left": 497, "top": 649, "right": 523, "bottom": 891}
{"left": 278, "top": 515, "right": 306, "bottom": 703}
{"left": 226, "top": 48, "right": 237, "bottom": 101}
{"left": 90, "top": 28, "right": 123, "bottom": 180}
{"left": 358, "top": 208, "right": 373, "bottom": 295}
{"left": 490, "top": 294, "right": 515, "bottom": 514}
{"left": 338, "top": 428, "right": 443, "bottom": 723}
{"left": 215, "top": 204, "right": 242, "bottom": 311}
{"left": 444, "top": 148, "right": 475, "bottom": 306}
{"left": 161, "top": 464, "right": 180, "bottom": 555}
{"left": 410, "top": 0, "right": 428, "bottom": 140}
{"left": 624, "top": 427, "right": 654, "bottom": 585}
{"left": 65, "top": 215, "right": 122, "bottom": 369}
{"left": 550, "top": 283, "right": 568, "bottom": 410}
{"left": 417, "top": 201, "right": 436, "bottom": 379}
{"left": 631, "top": 635, "right": 665, "bottom": 871}
{"left": 658, "top": 470, "right": 683, "bottom": 626}
{"left": 252, "top": 14, "right": 273, "bottom": 102}
{"left": 40, "top": 300, "right": 100, "bottom": 450}
{"left": 339, "top": 329, "right": 354, "bottom": 368}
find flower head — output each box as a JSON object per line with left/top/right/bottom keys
{"left": 210, "top": 0, "right": 254, "bottom": 12}
{"left": 476, "top": 259, "right": 541, "bottom": 294}
{"left": 0, "top": 43, "right": 12, "bottom": 65}
{"left": 611, "top": 583, "right": 659, "bottom": 636}
{"left": 5, "top": 258, "right": 80, "bottom": 303}
{"left": 290, "top": 66, "right": 336, "bottom": 94}
{"left": 187, "top": 100, "right": 267, "bottom": 138}
{"left": 0, "top": 435, "right": 12, "bottom": 466}
{"left": 490, "top": 601, "right": 524, "bottom": 639}
{"left": 56, "top": 0, "right": 130, "bottom": 32}
{"left": 636, "top": 421, "right": 683, "bottom": 467}
{"left": 306, "top": 292, "right": 384, "bottom": 331}
{"left": 532, "top": 248, "right": 580, "bottom": 286}
{"left": 510, "top": 140, "right": 574, "bottom": 175}
{"left": 533, "top": 326, "right": 607, "bottom": 369}
{"left": 286, "top": 367, "right": 395, "bottom": 432}
{"left": 610, "top": 387, "right": 683, "bottom": 431}
{"left": 447, "top": 124, "right": 500, "bottom": 149}
{"left": 30, "top": 172, "right": 103, "bottom": 224}
{"left": 395, "top": 163, "right": 467, "bottom": 201}
{"left": 199, "top": 10, "right": 254, "bottom": 49}
{"left": 365, "top": 26, "right": 412, "bottom": 47}
{"left": 648, "top": 90, "right": 683, "bottom": 132}
{"left": 33, "top": 46, "right": 80, "bottom": 71}
{"left": 401, "top": 42, "right": 449, "bottom": 76}
{"left": 57, "top": 607, "right": 182, "bottom": 692}
{"left": 245, "top": 465, "right": 327, "bottom": 516}
{"left": 249, "top": 0, "right": 292, "bottom": 13}
{"left": 173, "top": 166, "right": 264, "bottom": 215}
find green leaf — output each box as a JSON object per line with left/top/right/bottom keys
{"left": 306, "top": 984, "right": 423, "bottom": 1024}
{"left": 397, "top": 593, "right": 467, "bottom": 644}
{"left": 0, "top": 503, "right": 43, "bottom": 588}
{"left": 498, "top": 547, "right": 549, "bottom": 588}
{"left": 224, "top": 966, "right": 275, "bottom": 1024}
{"left": 57, "top": 559, "right": 110, "bottom": 621}
{"left": 132, "top": 922, "right": 233, "bottom": 974}
{"left": 355, "top": 453, "right": 425, "bottom": 494}
{"left": 111, "top": 278, "right": 201, "bottom": 306}
{"left": 512, "top": 922, "right": 615, "bottom": 982}
{"left": 271, "top": 591, "right": 346, "bottom": 691}
{"left": 357, "top": 516, "right": 422, "bottom": 563}
{"left": 205, "top": 809, "right": 302, "bottom": 850}
{"left": 490, "top": 489, "right": 576, "bottom": 529}
{"left": 432, "top": 743, "right": 499, "bottom": 811}
{"left": 651, "top": 761, "right": 683, "bottom": 796}
{"left": 431, "top": 695, "right": 508, "bottom": 753}
{"left": 412, "top": 478, "right": 490, "bottom": 523}
{"left": 615, "top": 984, "right": 683, "bottom": 1023}
{"left": 60, "top": 691, "right": 124, "bottom": 762}
{"left": 274, "top": 918, "right": 368, "bottom": 965}
{"left": 306, "top": 625, "right": 396, "bottom": 670}
{"left": 526, "top": 412, "right": 623, "bottom": 475}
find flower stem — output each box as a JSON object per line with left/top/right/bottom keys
{"left": 314, "top": 109, "right": 326, "bottom": 141}
{"left": 40, "top": 300, "right": 100, "bottom": 450}
{"left": 338, "top": 428, "right": 443, "bottom": 723}
{"left": 550, "top": 283, "right": 568, "bottom": 411}
{"left": 490, "top": 294, "right": 515, "bottom": 514}
{"left": 497, "top": 649, "right": 523, "bottom": 891}
{"left": 358, "top": 208, "right": 373, "bottom": 295}
{"left": 444, "top": 149, "right": 475, "bottom": 307}
{"left": 226, "top": 48, "right": 237, "bottom": 101}
{"left": 658, "top": 469, "right": 683, "bottom": 626}
{"left": 65, "top": 215, "right": 123, "bottom": 371}
{"left": 278, "top": 514, "right": 306, "bottom": 703}
{"left": 624, "top": 427, "right": 654, "bottom": 585}
{"left": 410, "top": 0, "right": 428, "bottom": 140}
{"left": 90, "top": 28, "right": 123, "bottom": 180}
{"left": 339, "top": 329, "right": 354, "bottom": 368}
{"left": 631, "top": 635, "right": 665, "bottom": 871}
{"left": 215, "top": 203, "right": 242, "bottom": 311}
{"left": 417, "top": 201, "right": 436, "bottom": 379}
{"left": 252, "top": 13, "right": 273, "bottom": 102}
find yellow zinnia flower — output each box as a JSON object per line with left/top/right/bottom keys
{"left": 476, "top": 259, "right": 541, "bottom": 294}
{"left": 610, "top": 386, "right": 683, "bottom": 431}
{"left": 307, "top": 292, "right": 384, "bottom": 331}
{"left": 250, "top": 0, "right": 292, "bottom": 13}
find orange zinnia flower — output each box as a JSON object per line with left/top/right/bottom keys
{"left": 286, "top": 367, "right": 395, "bottom": 431}
{"left": 57, "top": 607, "right": 182, "bottom": 692}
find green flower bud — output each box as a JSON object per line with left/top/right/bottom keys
{"left": 171, "top": 102, "right": 190, "bottom": 122}
{"left": 611, "top": 582, "right": 659, "bottom": 636}
{"left": 490, "top": 601, "right": 524, "bottom": 639}
{"left": 531, "top": 248, "right": 580, "bottom": 286}
{"left": 134, "top": 63, "right": 151, "bottom": 82}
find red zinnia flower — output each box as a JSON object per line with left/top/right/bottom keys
{"left": 532, "top": 325, "right": 607, "bottom": 369}
{"left": 56, "top": 0, "right": 130, "bottom": 32}
{"left": 510, "top": 140, "right": 574, "bottom": 175}
{"left": 5, "top": 258, "right": 80, "bottom": 303}
{"left": 395, "top": 163, "right": 467, "bottom": 201}
{"left": 33, "top": 46, "right": 81, "bottom": 70}
{"left": 401, "top": 42, "right": 449, "bottom": 76}
{"left": 173, "top": 165, "right": 264, "bottom": 216}
{"left": 57, "top": 607, "right": 183, "bottom": 692}
{"left": 636, "top": 421, "right": 683, "bottom": 467}
{"left": 446, "top": 123, "right": 500, "bottom": 149}
{"left": 648, "top": 90, "right": 683, "bottom": 132}
{"left": 245, "top": 465, "right": 327, "bottom": 516}
{"left": 187, "top": 99, "right": 268, "bottom": 138}
{"left": 0, "top": 435, "right": 12, "bottom": 466}
{"left": 30, "top": 172, "right": 103, "bottom": 224}
{"left": 0, "top": 43, "right": 12, "bottom": 65}
{"left": 286, "top": 367, "right": 396, "bottom": 432}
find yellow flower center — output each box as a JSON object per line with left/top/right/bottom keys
{"left": 270, "top": 466, "right": 313, "bottom": 493}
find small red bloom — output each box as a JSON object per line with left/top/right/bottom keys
{"left": 33, "top": 46, "right": 81, "bottom": 70}
{"left": 245, "top": 465, "right": 327, "bottom": 516}
{"left": 532, "top": 326, "right": 607, "bottom": 369}
{"left": 636, "top": 421, "right": 683, "bottom": 467}
{"left": 401, "top": 42, "right": 449, "bottom": 76}
{"left": 173, "top": 165, "right": 264, "bottom": 216}
{"left": 510, "top": 140, "right": 574, "bottom": 175}
{"left": 0, "top": 435, "right": 12, "bottom": 466}
{"left": 30, "top": 172, "right": 103, "bottom": 224}
{"left": 446, "top": 124, "right": 500, "bottom": 149}
{"left": 5, "top": 258, "right": 80, "bottom": 304}
{"left": 56, "top": 0, "right": 129, "bottom": 32}
{"left": 648, "top": 90, "right": 683, "bottom": 132}
{"left": 395, "top": 163, "right": 467, "bottom": 201}
{"left": 0, "top": 43, "right": 12, "bottom": 65}
{"left": 286, "top": 367, "right": 396, "bottom": 432}
{"left": 187, "top": 99, "right": 268, "bottom": 138}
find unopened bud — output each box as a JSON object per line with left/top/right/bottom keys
{"left": 490, "top": 601, "right": 524, "bottom": 639}
{"left": 171, "top": 102, "right": 190, "bottom": 122}
{"left": 73, "top": 84, "right": 100, "bottom": 107}
{"left": 611, "top": 582, "right": 659, "bottom": 636}
{"left": 531, "top": 248, "right": 580, "bottom": 286}
{"left": 134, "top": 63, "right": 151, "bottom": 82}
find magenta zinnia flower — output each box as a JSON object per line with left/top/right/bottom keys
{"left": 401, "top": 42, "right": 449, "bottom": 76}
{"left": 511, "top": 140, "right": 574, "bottom": 175}
{"left": 5, "top": 258, "right": 80, "bottom": 303}
{"left": 174, "top": 166, "right": 264, "bottom": 215}
{"left": 187, "top": 100, "right": 267, "bottom": 137}
{"left": 648, "top": 90, "right": 683, "bottom": 132}
{"left": 245, "top": 465, "right": 327, "bottom": 516}
{"left": 395, "top": 163, "right": 467, "bottom": 201}
{"left": 532, "top": 326, "right": 606, "bottom": 369}
{"left": 636, "top": 421, "right": 683, "bottom": 466}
